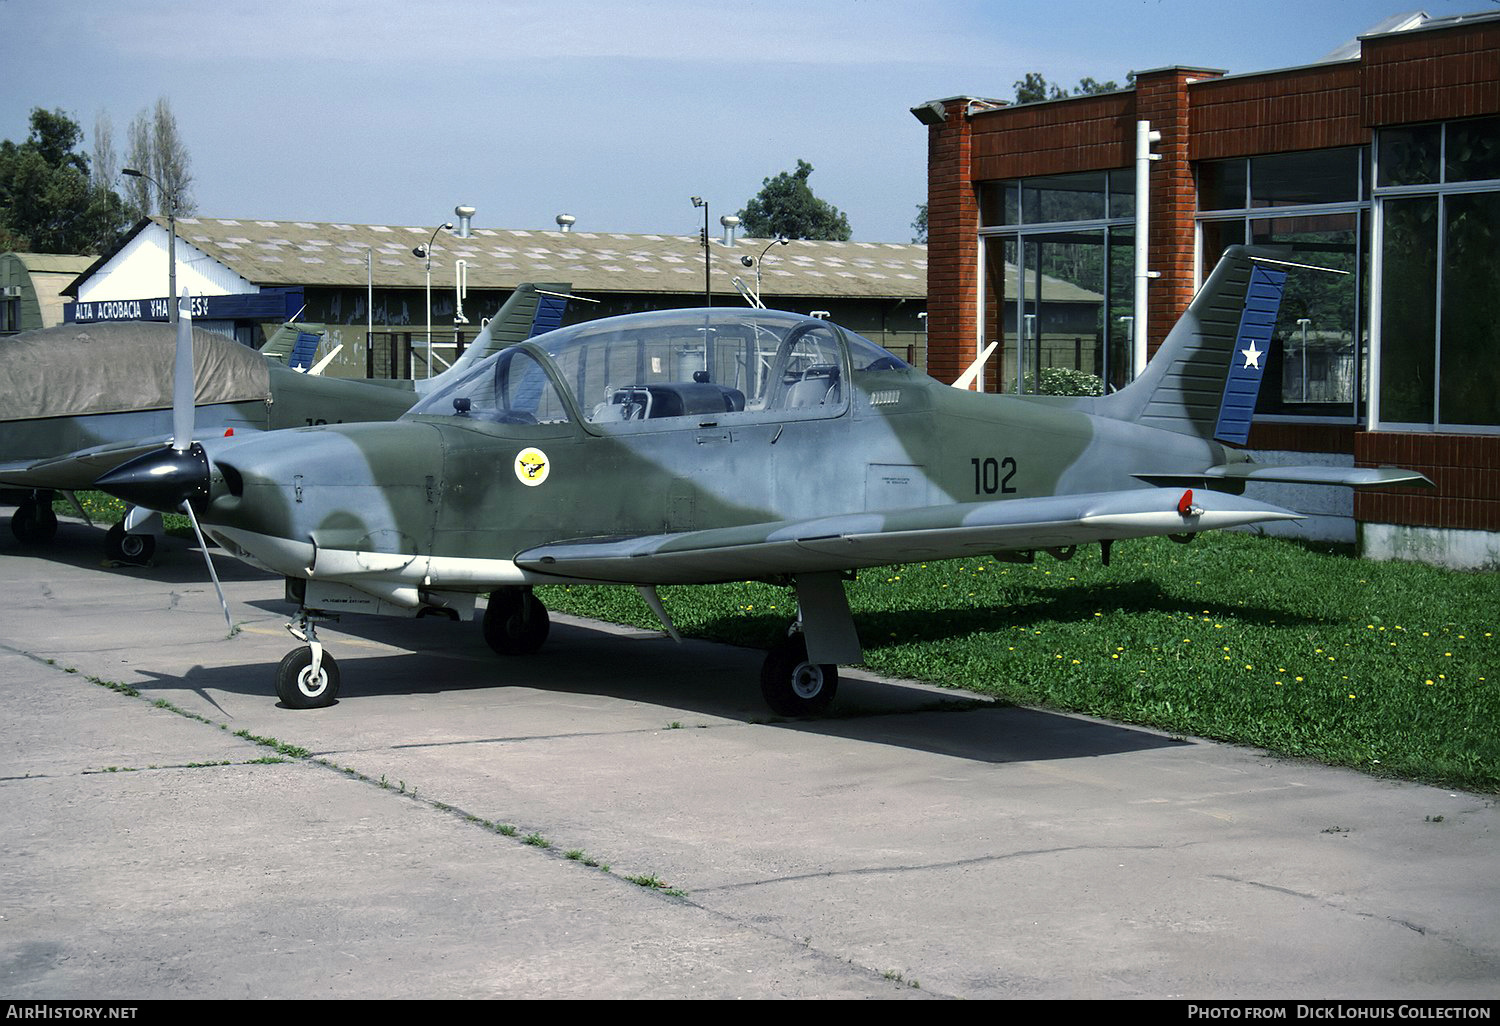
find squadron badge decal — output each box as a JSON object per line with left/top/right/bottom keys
{"left": 514, "top": 447, "right": 550, "bottom": 487}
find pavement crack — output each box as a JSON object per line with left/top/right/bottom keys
{"left": 698, "top": 845, "right": 1166, "bottom": 893}
{"left": 1211, "top": 874, "right": 1438, "bottom": 935}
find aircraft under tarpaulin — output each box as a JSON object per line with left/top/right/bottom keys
{"left": 1, "top": 282, "right": 572, "bottom": 560}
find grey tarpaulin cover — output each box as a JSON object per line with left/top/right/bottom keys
{"left": 0, "top": 322, "right": 271, "bottom": 422}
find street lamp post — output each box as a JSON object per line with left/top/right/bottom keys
{"left": 691, "top": 196, "right": 710, "bottom": 306}
{"left": 738, "top": 236, "right": 788, "bottom": 305}
{"left": 412, "top": 221, "right": 454, "bottom": 379}
{"left": 122, "top": 167, "right": 177, "bottom": 322}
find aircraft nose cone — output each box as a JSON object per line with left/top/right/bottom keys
{"left": 95, "top": 443, "right": 210, "bottom": 513}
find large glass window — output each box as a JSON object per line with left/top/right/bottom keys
{"left": 1197, "top": 147, "right": 1367, "bottom": 420}
{"left": 1438, "top": 191, "right": 1500, "bottom": 426}
{"left": 978, "top": 171, "right": 1135, "bottom": 394}
{"left": 1378, "top": 197, "right": 1439, "bottom": 424}
{"left": 1251, "top": 214, "right": 1364, "bottom": 412}
{"left": 1251, "top": 149, "right": 1364, "bottom": 207}
{"left": 1374, "top": 117, "right": 1500, "bottom": 431}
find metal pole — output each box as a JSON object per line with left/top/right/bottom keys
{"left": 167, "top": 206, "right": 177, "bottom": 323}
{"left": 122, "top": 167, "right": 177, "bottom": 323}
{"left": 413, "top": 222, "right": 453, "bottom": 380}
{"left": 692, "top": 197, "right": 710, "bottom": 306}
{"left": 1133, "top": 120, "right": 1161, "bottom": 379}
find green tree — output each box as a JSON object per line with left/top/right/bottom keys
{"left": 737, "top": 159, "right": 851, "bottom": 241}
{"left": 121, "top": 97, "right": 196, "bottom": 217}
{"left": 912, "top": 203, "right": 927, "bottom": 244}
{"left": 1013, "top": 71, "right": 1132, "bottom": 104}
{"left": 0, "top": 107, "right": 132, "bottom": 254}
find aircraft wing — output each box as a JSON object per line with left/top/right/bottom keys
{"left": 1134, "top": 464, "right": 1433, "bottom": 489}
{"left": 514, "top": 487, "right": 1302, "bottom": 586}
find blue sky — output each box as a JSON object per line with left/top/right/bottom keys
{"left": 1, "top": 0, "right": 1490, "bottom": 242}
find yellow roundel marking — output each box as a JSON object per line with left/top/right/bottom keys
{"left": 514, "top": 447, "right": 550, "bottom": 487}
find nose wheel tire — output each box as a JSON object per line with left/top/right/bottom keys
{"left": 483, "top": 588, "right": 550, "bottom": 655}
{"left": 275, "top": 647, "right": 340, "bottom": 709}
{"left": 105, "top": 521, "right": 155, "bottom": 563}
{"left": 760, "top": 633, "right": 838, "bottom": 717}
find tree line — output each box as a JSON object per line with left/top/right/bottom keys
{"left": 0, "top": 99, "right": 194, "bottom": 255}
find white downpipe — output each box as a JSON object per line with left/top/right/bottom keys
{"left": 1134, "top": 119, "right": 1161, "bottom": 379}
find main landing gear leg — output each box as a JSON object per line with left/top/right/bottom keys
{"left": 276, "top": 611, "right": 341, "bottom": 709}
{"left": 10, "top": 491, "right": 59, "bottom": 545}
{"left": 482, "top": 586, "right": 550, "bottom": 656}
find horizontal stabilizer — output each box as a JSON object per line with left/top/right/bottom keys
{"left": 1135, "top": 464, "right": 1433, "bottom": 490}
{"left": 515, "top": 488, "right": 1302, "bottom": 586}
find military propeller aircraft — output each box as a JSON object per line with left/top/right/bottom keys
{"left": 93, "top": 247, "right": 1427, "bottom": 715}
{"left": 1, "top": 283, "right": 568, "bottom": 560}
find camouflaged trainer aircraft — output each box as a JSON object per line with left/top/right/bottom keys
{"left": 1, "top": 283, "right": 568, "bottom": 560}
{"left": 94, "top": 247, "right": 1427, "bottom": 715}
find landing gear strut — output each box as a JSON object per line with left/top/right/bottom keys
{"left": 276, "top": 612, "right": 340, "bottom": 709}
{"left": 10, "top": 492, "right": 58, "bottom": 545}
{"left": 760, "top": 623, "right": 839, "bottom": 717}
{"left": 483, "top": 587, "right": 550, "bottom": 655}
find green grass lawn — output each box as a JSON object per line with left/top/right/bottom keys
{"left": 538, "top": 533, "right": 1497, "bottom": 793}
{"left": 59, "top": 491, "right": 195, "bottom": 537}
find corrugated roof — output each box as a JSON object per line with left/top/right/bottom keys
{"left": 10, "top": 253, "right": 97, "bottom": 274}
{"left": 162, "top": 217, "right": 927, "bottom": 300}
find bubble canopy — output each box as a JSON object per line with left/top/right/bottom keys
{"left": 406, "top": 308, "right": 912, "bottom": 427}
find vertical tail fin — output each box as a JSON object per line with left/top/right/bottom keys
{"left": 1096, "top": 245, "right": 1286, "bottom": 441}
{"left": 415, "top": 281, "right": 571, "bottom": 396}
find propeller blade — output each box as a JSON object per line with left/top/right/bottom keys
{"left": 172, "top": 288, "right": 194, "bottom": 452}
{"left": 179, "top": 499, "right": 234, "bottom": 635}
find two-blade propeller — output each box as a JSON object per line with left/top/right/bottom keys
{"left": 94, "top": 290, "right": 234, "bottom": 633}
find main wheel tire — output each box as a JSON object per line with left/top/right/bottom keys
{"left": 760, "top": 633, "right": 838, "bottom": 717}
{"left": 104, "top": 521, "right": 156, "bottom": 563}
{"left": 275, "top": 647, "right": 341, "bottom": 709}
{"left": 11, "top": 500, "right": 59, "bottom": 545}
{"left": 482, "top": 588, "right": 550, "bottom": 655}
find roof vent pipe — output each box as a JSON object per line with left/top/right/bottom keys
{"left": 720, "top": 214, "right": 740, "bottom": 246}
{"left": 454, "top": 205, "right": 476, "bottom": 238}
{"left": 556, "top": 213, "right": 576, "bottom": 232}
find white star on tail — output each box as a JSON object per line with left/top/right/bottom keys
{"left": 1241, "top": 341, "right": 1263, "bottom": 369}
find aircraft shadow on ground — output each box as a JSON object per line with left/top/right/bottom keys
{"left": 15, "top": 520, "right": 1259, "bottom": 763}
{"left": 0, "top": 520, "right": 275, "bottom": 585}
{"left": 137, "top": 612, "right": 1185, "bottom": 767}
{"left": 840, "top": 577, "right": 1326, "bottom": 641}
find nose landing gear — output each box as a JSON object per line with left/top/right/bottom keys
{"left": 277, "top": 612, "right": 341, "bottom": 709}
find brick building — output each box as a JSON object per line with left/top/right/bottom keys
{"left": 916, "top": 10, "right": 1500, "bottom": 568}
